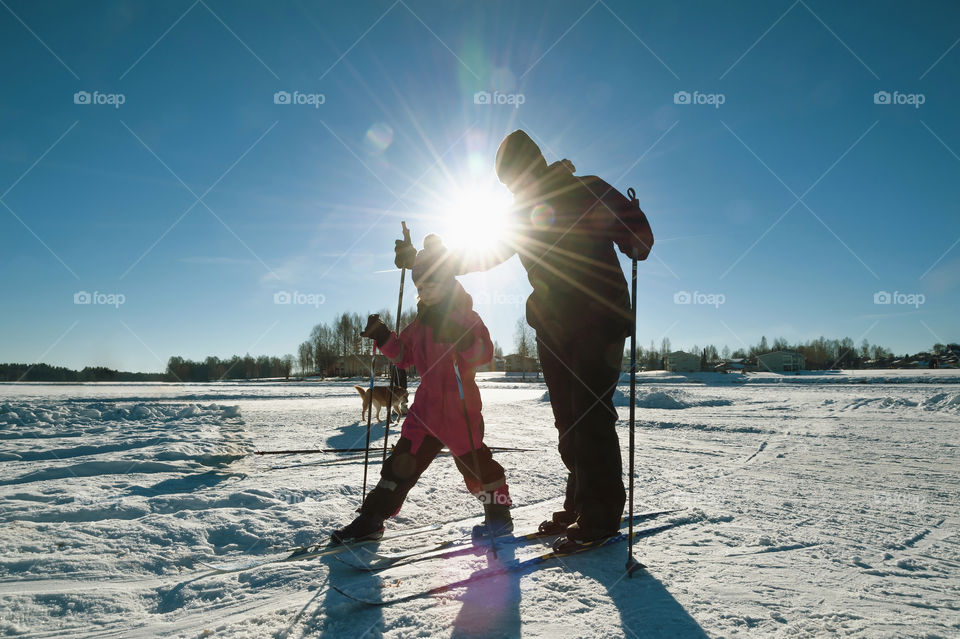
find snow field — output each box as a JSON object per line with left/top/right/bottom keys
{"left": 0, "top": 374, "right": 957, "bottom": 637}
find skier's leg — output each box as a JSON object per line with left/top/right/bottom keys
{"left": 333, "top": 435, "right": 444, "bottom": 543}
{"left": 567, "top": 334, "right": 627, "bottom": 537}
{"left": 361, "top": 435, "right": 445, "bottom": 519}
{"left": 452, "top": 441, "right": 513, "bottom": 536}
{"left": 536, "top": 335, "right": 578, "bottom": 524}
{"left": 452, "top": 441, "right": 511, "bottom": 504}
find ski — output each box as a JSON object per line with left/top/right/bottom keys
{"left": 335, "top": 508, "right": 680, "bottom": 572}
{"left": 200, "top": 495, "right": 562, "bottom": 573}
{"left": 199, "top": 521, "right": 445, "bottom": 573}
{"left": 331, "top": 515, "right": 704, "bottom": 606}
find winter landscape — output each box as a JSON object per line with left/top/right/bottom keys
{"left": 3, "top": 1, "right": 960, "bottom": 637}
{"left": 2, "top": 370, "right": 958, "bottom": 638}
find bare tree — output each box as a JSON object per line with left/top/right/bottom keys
{"left": 297, "top": 341, "right": 313, "bottom": 376}
{"left": 514, "top": 318, "right": 536, "bottom": 381}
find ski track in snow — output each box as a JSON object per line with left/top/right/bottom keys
{"left": 1, "top": 372, "right": 959, "bottom": 637}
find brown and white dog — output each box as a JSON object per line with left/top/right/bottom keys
{"left": 353, "top": 385, "right": 408, "bottom": 421}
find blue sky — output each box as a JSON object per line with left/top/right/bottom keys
{"left": 1, "top": 0, "right": 958, "bottom": 372}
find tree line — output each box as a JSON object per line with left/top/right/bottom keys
{"left": 631, "top": 336, "right": 958, "bottom": 371}
{"left": 4, "top": 319, "right": 956, "bottom": 382}
{"left": 165, "top": 354, "right": 296, "bottom": 382}
{"left": 0, "top": 363, "right": 165, "bottom": 382}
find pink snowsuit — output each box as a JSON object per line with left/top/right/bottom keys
{"left": 379, "top": 286, "right": 493, "bottom": 457}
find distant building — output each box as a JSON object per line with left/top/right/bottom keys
{"left": 665, "top": 351, "right": 701, "bottom": 372}
{"left": 476, "top": 356, "right": 505, "bottom": 373}
{"left": 328, "top": 354, "right": 379, "bottom": 377}
{"left": 757, "top": 350, "right": 806, "bottom": 372}
{"left": 714, "top": 358, "right": 746, "bottom": 373}
{"left": 504, "top": 354, "right": 539, "bottom": 373}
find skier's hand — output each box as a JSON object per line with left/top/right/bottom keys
{"left": 394, "top": 220, "right": 416, "bottom": 269}
{"left": 360, "top": 314, "right": 390, "bottom": 346}
{"left": 394, "top": 239, "right": 416, "bottom": 270}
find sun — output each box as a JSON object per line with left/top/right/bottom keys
{"left": 439, "top": 185, "right": 514, "bottom": 253}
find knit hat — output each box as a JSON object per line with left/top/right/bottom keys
{"left": 495, "top": 130, "right": 547, "bottom": 186}
{"left": 411, "top": 234, "right": 457, "bottom": 285}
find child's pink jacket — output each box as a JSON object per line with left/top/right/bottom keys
{"left": 379, "top": 288, "right": 493, "bottom": 457}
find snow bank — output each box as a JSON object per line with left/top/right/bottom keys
{"left": 922, "top": 391, "right": 960, "bottom": 413}
{"left": 614, "top": 388, "right": 733, "bottom": 409}
{"left": 839, "top": 391, "right": 960, "bottom": 413}
{"left": 540, "top": 388, "right": 733, "bottom": 409}
{"left": 842, "top": 397, "right": 920, "bottom": 410}
{"left": 0, "top": 401, "right": 240, "bottom": 427}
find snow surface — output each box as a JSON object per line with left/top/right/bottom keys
{"left": 1, "top": 372, "right": 959, "bottom": 637}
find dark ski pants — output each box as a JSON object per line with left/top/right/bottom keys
{"left": 537, "top": 331, "right": 626, "bottom": 532}
{"left": 360, "top": 434, "right": 510, "bottom": 519}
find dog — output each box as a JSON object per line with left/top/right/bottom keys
{"left": 353, "top": 385, "right": 409, "bottom": 421}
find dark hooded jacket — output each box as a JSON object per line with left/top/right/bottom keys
{"left": 504, "top": 162, "right": 633, "bottom": 344}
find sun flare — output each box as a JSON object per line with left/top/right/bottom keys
{"left": 439, "top": 185, "right": 514, "bottom": 253}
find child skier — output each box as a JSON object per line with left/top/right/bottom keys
{"left": 332, "top": 234, "right": 513, "bottom": 544}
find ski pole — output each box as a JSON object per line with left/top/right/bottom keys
{"left": 360, "top": 343, "right": 377, "bottom": 505}
{"left": 383, "top": 221, "right": 411, "bottom": 462}
{"left": 255, "top": 445, "right": 535, "bottom": 456}
{"left": 626, "top": 245, "right": 643, "bottom": 577}
{"left": 453, "top": 360, "right": 498, "bottom": 559}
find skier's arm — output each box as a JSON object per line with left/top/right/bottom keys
{"left": 453, "top": 206, "right": 523, "bottom": 274}
{"left": 451, "top": 310, "right": 494, "bottom": 368}
{"left": 380, "top": 324, "right": 417, "bottom": 370}
{"left": 362, "top": 314, "right": 417, "bottom": 369}
{"left": 453, "top": 242, "right": 516, "bottom": 275}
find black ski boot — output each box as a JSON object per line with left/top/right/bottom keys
{"left": 472, "top": 503, "right": 514, "bottom": 540}
{"left": 331, "top": 513, "right": 385, "bottom": 545}
{"left": 552, "top": 521, "right": 618, "bottom": 554}
{"left": 537, "top": 510, "right": 577, "bottom": 535}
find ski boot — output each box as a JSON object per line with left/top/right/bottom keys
{"left": 537, "top": 510, "right": 577, "bottom": 535}
{"left": 472, "top": 503, "right": 514, "bottom": 541}
{"left": 330, "top": 512, "right": 385, "bottom": 545}
{"left": 552, "top": 521, "right": 618, "bottom": 554}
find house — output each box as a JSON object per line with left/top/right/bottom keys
{"left": 504, "top": 354, "right": 539, "bottom": 373}
{"left": 476, "top": 356, "right": 505, "bottom": 373}
{"left": 665, "top": 351, "right": 701, "bottom": 372}
{"left": 327, "top": 354, "right": 379, "bottom": 377}
{"left": 757, "top": 350, "right": 806, "bottom": 373}
{"left": 714, "top": 358, "right": 746, "bottom": 373}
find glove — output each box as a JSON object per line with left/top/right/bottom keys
{"left": 395, "top": 239, "right": 416, "bottom": 270}
{"left": 360, "top": 314, "right": 391, "bottom": 347}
